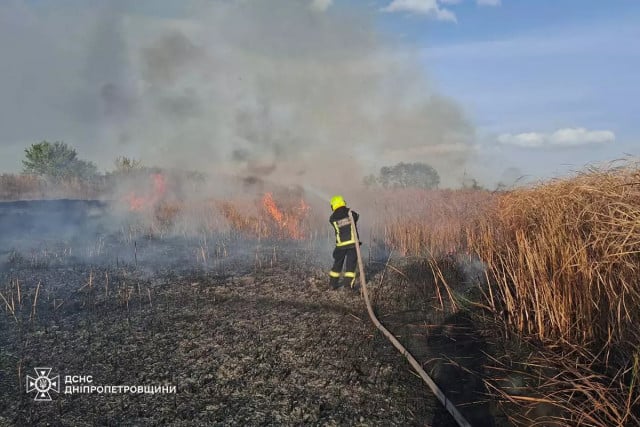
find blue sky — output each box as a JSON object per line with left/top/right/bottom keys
{"left": 368, "top": 0, "right": 640, "bottom": 180}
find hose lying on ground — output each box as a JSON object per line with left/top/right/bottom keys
{"left": 349, "top": 210, "right": 472, "bottom": 427}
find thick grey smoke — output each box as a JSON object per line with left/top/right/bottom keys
{"left": 0, "top": 0, "right": 473, "bottom": 191}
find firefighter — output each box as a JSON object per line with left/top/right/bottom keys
{"left": 328, "top": 195, "right": 360, "bottom": 291}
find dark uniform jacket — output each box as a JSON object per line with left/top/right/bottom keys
{"left": 329, "top": 206, "right": 359, "bottom": 248}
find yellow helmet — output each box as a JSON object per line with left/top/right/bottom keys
{"left": 330, "top": 195, "right": 346, "bottom": 211}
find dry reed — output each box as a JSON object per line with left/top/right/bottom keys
{"left": 370, "top": 188, "right": 495, "bottom": 257}
{"left": 469, "top": 163, "right": 640, "bottom": 425}
{"left": 473, "top": 165, "right": 640, "bottom": 358}
{"left": 367, "top": 164, "right": 640, "bottom": 425}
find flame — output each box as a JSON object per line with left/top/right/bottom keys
{"left": 297, "top": 198, "right": 310, "bottom": 215}
{"left": 217, "top": 193, "right": 311, "bottom": 240}
{"left": 152, "top": 173, "right": 166, "bottom": 195}
{"left": 261, "top": 192, "right": 309, "bottom": 240}
{"left": 219, "top": 201, "right": 261, "bottom": 236}
{"left": 125, "top": 173, "right": 167, "bottom": 212}
{"left": 262, "top": 193, "right": 284, "bottom": 223}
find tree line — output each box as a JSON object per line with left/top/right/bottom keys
{"left": 21, "top": 141, "right": 145, "bottom": 180}
{"left": 21, "top": 141, "right": 491, "bottom": 190}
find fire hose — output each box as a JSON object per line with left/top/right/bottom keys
{"left": 348, "top": 210, "right": 472, "bottom": 427}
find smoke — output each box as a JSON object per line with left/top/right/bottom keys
{"left": 0, "top": 0, "right": 474, "bottom": 192}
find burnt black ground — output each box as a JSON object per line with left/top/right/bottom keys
{"left": 0, "top": 201, "right": 505, "bottom": 426}
{"left": 0, "top": 254, "right": 462, "bottom": 426}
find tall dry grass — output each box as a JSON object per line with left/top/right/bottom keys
{"left": 368, "top": 165, "right": 640, "bottom": 425}
{"left": 0, "top": 174, "right": 46, "bottom": 199}
{"left": 467, "top": 164, "right": 640, "bottom": 426}
{"left": 0, "top": 173, "right": 105, "bottom": 200}
{"left": 472, "top": 165, "right": 640, "bottom": 359}
{"left": 215, "top": 191, "right": 318, "bottom": 241}
{"left": 370, "top": 188, "right": 495, "bottom": 256}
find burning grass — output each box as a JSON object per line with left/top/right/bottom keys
{"left": 216, "top": 192, "right": 314, "bottom": 241}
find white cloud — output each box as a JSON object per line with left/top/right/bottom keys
{"left": 310, "top": 0, "right": 333, "bottom": 12}
{"left": 549, "top": 128, "right": 615, "bottom": 146}
{"left": 477, "top": 0, "right": 501, "bottom": 6}
{"left": 498, "top": 128, "right": 615, "bottom": 148}
{"left": 497, "top": 132, "right": 546, "bottom": 148}
{"left": 381, "top": 0, "right": 457, "bottom": 22}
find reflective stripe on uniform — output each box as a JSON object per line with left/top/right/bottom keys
{"left": 329, "top": 271, "right": 341, "bottom": 278}
{"left": 332, "top": 222, "right": 342, "bottom": 246}
{"left": 343, "top": 272, "right": 356, "bottom": 278}
{"left": 333, "top": 219, "right": 356, "bottom": 247}
{"left": 335, "top": 218, "right": 351, "bottom": 227}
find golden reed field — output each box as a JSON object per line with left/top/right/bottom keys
{"left": 471, "top": 165, "right": 640, "bottom": 426}
{"left": 373, "top": 164, "right": 640, "bottom": 426}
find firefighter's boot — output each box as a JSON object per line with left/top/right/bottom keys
{"left": 329, "top": 272, "right": 342, "bottom": 290}
{"left": 342, "top": 273, "right": 357, "bottom": 291}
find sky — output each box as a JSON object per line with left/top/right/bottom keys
{"left": 376, "top": 0, "right": 640, "bottom": 182}
{"left": 0, "top": 0, "right": 637, "bottom": 188}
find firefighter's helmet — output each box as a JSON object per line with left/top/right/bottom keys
{"left": 330, "top": 195, "right": 346, "bottom": 211}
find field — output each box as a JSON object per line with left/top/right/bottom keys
{"left": 1, "top": 163, "right": 640, "bottom": 426}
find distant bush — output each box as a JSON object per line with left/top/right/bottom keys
{"left": 113, "top": 156, "right": 143, "bottom": 174}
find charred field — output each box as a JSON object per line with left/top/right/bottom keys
{"left": 0, "top": 199, "right": 500, "bottom": 426}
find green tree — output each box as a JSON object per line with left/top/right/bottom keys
{"left": 374, "top": 162, "right": 440, "bottom": 189}
{"left": 23, "top": 141, "right": 97, "bottom": 179}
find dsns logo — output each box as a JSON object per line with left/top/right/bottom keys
{"left": 26, "top": 367, "right": 60, "bottom": 401}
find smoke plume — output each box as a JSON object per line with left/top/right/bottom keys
{"left": 0, "top": 0, "right": 473, "bottom": 192}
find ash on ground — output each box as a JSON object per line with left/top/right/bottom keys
{"left": 0, "top": 201, "right": 502, "bottom": 426}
